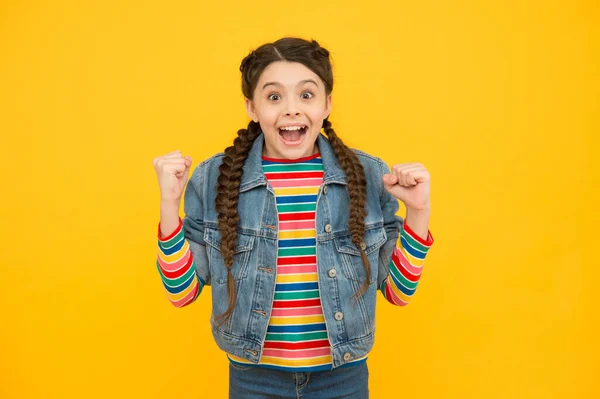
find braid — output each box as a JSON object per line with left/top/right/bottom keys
{"left": 322, "top": 119, "right": 370, "bottom": 303}
{"left": 214, "top": 120, "right": 261, "bottom": 327}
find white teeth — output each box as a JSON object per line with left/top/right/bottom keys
{"left": 279, "top": 126, "right": 305, "bottom": 131}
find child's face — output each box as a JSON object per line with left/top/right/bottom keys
{"left": 245, "top": 61, "right": 332, "bottom": 159}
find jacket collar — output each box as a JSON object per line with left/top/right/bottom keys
{"left": 239, "top": 130, "right": 347, "bottom": 193}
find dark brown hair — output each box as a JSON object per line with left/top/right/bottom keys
{"left": 214, "top": 37, "right": 369, "bottom": 327}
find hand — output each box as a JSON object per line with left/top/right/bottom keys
{"left": 153, "top": 150, "right": 193, "bottom": 202}
{"left": 383, "top": 163, "right": 431, "bottom": 211}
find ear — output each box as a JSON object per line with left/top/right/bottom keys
{"left": 325, "top": 94, "right": 332, "bottom": 118}
{"left": 245, "top": 98, "right": 259, "bottom": 122}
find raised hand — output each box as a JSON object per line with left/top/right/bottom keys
{"left": 382, "top": 163, "right": 431, "bottom": 211}
{"left": 153, "top": 150, "right": 193, "bottom": 203}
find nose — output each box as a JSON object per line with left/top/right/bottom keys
{"left": 284, "top": 96, "right": 301, "bottom": 116}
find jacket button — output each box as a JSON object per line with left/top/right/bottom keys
{"left": 360, "top": 242, "right": 367, "bottom": 250}
{"left": 323, "top": 186, "right": 328, "bottom": 195}
{"left": 325, "top": 224, "right": 332, "bottom": 233}
{"left": 334, "top": 311, "right": 344, "bottom": 321}
{"left": 328, "top": 268, "right": 337, "bottom": 278}
{"left": 343, "top": 353, "right": 352, "bottom": 361}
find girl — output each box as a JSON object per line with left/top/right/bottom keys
{"left": 153, "top": 37, "right": 434, "bottom": 399}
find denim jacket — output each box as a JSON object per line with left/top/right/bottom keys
{"left": 182, "top": 132, "right": 403, "bottom": 369}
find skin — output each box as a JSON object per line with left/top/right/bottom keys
{"left": 245, "top": 61, "right": 332, "bottom": 160}
{"left": 244, "top": 61, "right": 431, "bottom": 239}
{"left": 383, "top": 164, "right": 431, "bottom": 240}
{"left": 154, "top": 61, "right": 431, "bottom": 240}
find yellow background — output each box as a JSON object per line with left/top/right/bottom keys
{"left": 1, "top": 0, "right": 598, "bottom": 398}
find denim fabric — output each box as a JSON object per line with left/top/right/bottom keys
{"left": 183, "top": 131, "right": 403, "bottom": 369}
{"left": 228, "top": 360, "right": 369, "bottom": 398}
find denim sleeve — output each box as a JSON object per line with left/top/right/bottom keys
{"left": 376, "top": 160, "right": 404, "bottom": 291}
{"left": 182, "top": 162, "right": 211, "bottom": 286}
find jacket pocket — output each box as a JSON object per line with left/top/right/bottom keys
{"left": 334, "top": 226, "right": 387, "bottom": 285}
{"left": 204, "top": 226, "right": 255, "bottom": 284}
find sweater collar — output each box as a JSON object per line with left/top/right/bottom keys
{"left": 239, "top": 130, "right": 347, "bottom": 193}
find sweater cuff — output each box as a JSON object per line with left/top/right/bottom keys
{"left": 403, "top": 221, "right": 434, "bottom": 247}
{"left": 158, "top": 217, "right": 183, "bottom": 241}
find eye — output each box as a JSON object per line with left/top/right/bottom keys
{"left": 268, "top": 93, "right": 281, "bottom": 101}
{"left": 302, "top": 91, "right": 314, "bottom": 99}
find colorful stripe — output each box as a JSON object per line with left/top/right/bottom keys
{"left": 156, "top": 217, "right": 204, "bottom": 307}
{"left": 156, "top": 151, "right": 434, "bottom": 371}
{"left": 229, "top": 152, "right": 353, "bottom": 371}
{"left": 380, "top": 222, "right": 434, "bottom": 306}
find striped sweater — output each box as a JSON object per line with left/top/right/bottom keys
{"left": 156, "top": 152, "right": 434, "bottom": 369}
{"left": 227, "top": 153, "right": 341, "bottom": 371}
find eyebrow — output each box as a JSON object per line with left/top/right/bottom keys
{"left": 261, "top": 79, "right": 319, "bottom": 91}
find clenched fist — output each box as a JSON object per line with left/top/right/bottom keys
{"left": 383, "top": 163, "right": 431, "bottom": 211}
{"left": 153, "top": 150, "right": 193, "bottom": 202}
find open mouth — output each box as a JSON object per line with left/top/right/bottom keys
{"left": 278, "top": 125, "right": 308, "bottom": 146}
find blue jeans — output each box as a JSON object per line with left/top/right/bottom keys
{"left": 228, "top": 361, "right": 369, "bottom": 399}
